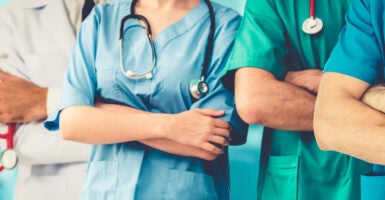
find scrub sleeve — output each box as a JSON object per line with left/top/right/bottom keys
{"left": 223, "top": 0, "right": 372, "bottom": 199}
{"left": 324, "top": 0, "right": 385, "bottom": 199}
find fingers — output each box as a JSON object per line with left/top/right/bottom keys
{"left": 194, "top": 108, "right": 225, "bottom": 117}
{"left": 201, "top": 142, "right": 224, "bottom": 155}
{"left": 208, "top": 134, "right": 229, "bottom": 146}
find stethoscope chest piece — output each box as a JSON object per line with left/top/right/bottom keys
{"left": 302, "top": 17, "right": 323, "bottom": 35}
{"left": 190, "top": 79, "right": 209, "bottom": 100}
{"left": 1, "top": 149, "right": 18, "bottom": 170}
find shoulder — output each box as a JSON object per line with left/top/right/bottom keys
{"left": 211, "top": 2, "right": 241, "bottom": 26}
{"left": 0, "top": 0, "right": 48, "bottom": 33}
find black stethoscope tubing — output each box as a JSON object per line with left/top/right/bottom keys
{"left": 119, "top": 0, "right": 215, "bottom": 99}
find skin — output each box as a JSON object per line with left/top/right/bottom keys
{"left": 234, "top": 67, "right": 322, "bottom": 131}
{"left": 0, "top": 69, "right": 47, "bottom": 123}
{"left": 361, "top": 83, "right": 385, "bottom": 112}
{"left": 60, "top": 0, "right": 230, "bottom": 161}
{"left": 314, "top": 72, "right": 385, "bottom": 165}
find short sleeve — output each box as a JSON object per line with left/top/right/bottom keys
{"left": 221, "top": 0, "right": 288, "bottom": 90}
{"left": 44, "top": 9, "right": 100, "bottom": 130}
{"left": 190, "top": 7, "right": 248, "bottom": 145}
{"left": 324, "top": 0, "right": 383, "bottom": 84}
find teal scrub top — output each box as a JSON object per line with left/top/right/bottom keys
{"left": 325, "top": 0, "right": 385, "bottom": 199}
{"left": 45, "top": 0, "right": 247, "bottom": 199}
{"left": 222, "top": 0, "right": 373, "bottom": 199}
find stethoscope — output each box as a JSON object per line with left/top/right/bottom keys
{"left": 302, "top": 0, "right": 323, "bottom": 34}
{"left": 0, "top": 124, "right": 18, "bottom": 172}
{"left": 119, "top": 0, "right": 215, "bottom": 100}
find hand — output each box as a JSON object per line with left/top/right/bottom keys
{"left": 0, "top": 69, "right": 48, "bottom": 123}
{"left": 362, "top": 83, "right": 385, "bottom": 113}
{"left": 165, "top": 109, "right": 231, "bottom": 155}
{"left": 284, "top": 69, "right": 322, "bottom": 94}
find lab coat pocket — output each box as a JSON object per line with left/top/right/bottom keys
{"left": 262, "top": 155, "right": 298, "bottom": 200}
{"left": 24, "top": 52, "right": 67, "bottom": 87}
{"left": 80, "top": 161, "right": 118, "bottom": 200}
{"left": 163, "top": 169, "right": 219, "bottom": 200}
{"left": 361, "top": 174, "right": 385, "bottom": 200}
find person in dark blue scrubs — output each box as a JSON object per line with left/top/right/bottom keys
{"left": 315, "top": 0, "right": 385, "bottom": 199}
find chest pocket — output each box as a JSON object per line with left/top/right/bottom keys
{"left": 95, "top": 62, "right": 123, "bottom": 102}
{"left": 24, "top": 51, "right": 67, "bottom": 87}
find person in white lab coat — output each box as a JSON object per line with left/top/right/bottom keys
{"left": 0, "top": 0, "right": 106, "bottom": 199}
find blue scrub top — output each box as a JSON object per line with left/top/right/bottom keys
{"left": 45, "top": 0, "right": 247, "bottom": 199}
{"left": 325, "top": 0, "right": 385, "bottom": 199}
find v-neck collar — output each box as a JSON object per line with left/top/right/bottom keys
{"left": 123, "top": 0, "right": 209, "bottom": 51}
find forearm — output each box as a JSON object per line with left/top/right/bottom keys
{"left": 235, "top": 68, "right": 315, "bottom": 131}
{"left": 94, "top": 103, "right": 222, "bottom": 158}
{"left": 315, "top": 73, "right": 385, "bottom": 164}
{"left": 14, "top": 122, "right": 90, "bottom": 165}
{"left": 60, "top": 105, "right": 166, "bottom": 144}
{"left": 140, "top": 139, "right": 218, "bottom": 160}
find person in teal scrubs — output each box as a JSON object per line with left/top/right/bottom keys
{"left": 45, "top": 0, "right": 247, "bottom": 199}
{"left": 222, "top": 0, "right": 372, "bottom": 199}
{"left": 315, "top": 0, "right": 385, "bottom": 199}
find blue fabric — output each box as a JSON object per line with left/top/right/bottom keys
{"left": 324, "top": 0, "right": 385, "bottom": 84}
{"left": 361, "top": 170, "right": 385, "bottom": 200}
{"left": 325, "top": 0, "right": 385, "bottom": 198}
{"left": 45, "top": 0, "right": 246, "bottom": 199}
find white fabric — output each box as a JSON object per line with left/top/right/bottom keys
{"left": 63, "top": 0, "right": 110, "bottom": 34}
{"left": 0, "top": 0, "right": 91, "bottom": 199}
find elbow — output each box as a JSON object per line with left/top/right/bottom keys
{"left": 59, "top": 109, "right": 78, "bottom": 141}
{"left": 60, "top": 122, "right": 76, "bottom": 141}
{"left": 313, "top": 106, "right": 335, "bottom": 151}
{"left": 236, "top": 98, "right": 269, "bottom": 125}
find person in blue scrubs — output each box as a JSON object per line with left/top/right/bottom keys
{"left": 314, "top": 0, "right": 385, "bottom": 199}
{"left": 45, "top": 0, "right": 247, "bottom": 199}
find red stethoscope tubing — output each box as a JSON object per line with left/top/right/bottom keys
{"left": 0, "top": 124, "right": 16, "bottom": 172}
{"left": 310, "top": 0, "right": 315, "bottom": 18}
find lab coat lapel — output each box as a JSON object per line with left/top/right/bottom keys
{"left": 40, "top": 0, "right": 76, "bottom": 57}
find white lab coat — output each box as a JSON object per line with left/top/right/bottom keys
{"left": 0, "top": 0, "right": 90, "bottom": 199}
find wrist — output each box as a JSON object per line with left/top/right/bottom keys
{"left": 32, "top": 87, "right": 48, "bottom": 120}
{"left": 151, "top": 112, "right": 172, "bottom": 139}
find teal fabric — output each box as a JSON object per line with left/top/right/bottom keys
{"left": 0, "top": 149, "right": 17, "bottom": 200}
{"left": 229, "top": 125, "right": 262, "bottom": 200}
{"left": 212, "top": 0, "right": 247, "bottom": 15}
{"left": 223, "top": 0, "right": 373, "bottom": 199}
{"left": 0, "top": 0, "right": 10, "bottom": 8}
{"left": 212, "top": 1, "right": 261, "bottom": 200}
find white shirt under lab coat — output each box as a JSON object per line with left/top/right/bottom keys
{"left": 0, "top": 0, "right": 92, "bottom": 199}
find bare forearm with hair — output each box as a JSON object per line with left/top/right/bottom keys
{"left": 315, "top": 73, "right": 385, "bottom": 164}
{"left": 235, "top": 68, "right": 316, "bottom": 131}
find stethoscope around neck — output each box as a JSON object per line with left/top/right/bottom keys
{"left": 0, "top": 124, "right": 18, "bottom": 172}
{"left": 119, "top": 0, "right": 215, "bottom": 100}
{"left": 302, "top": 0, "right": 323, "bottom": 35}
